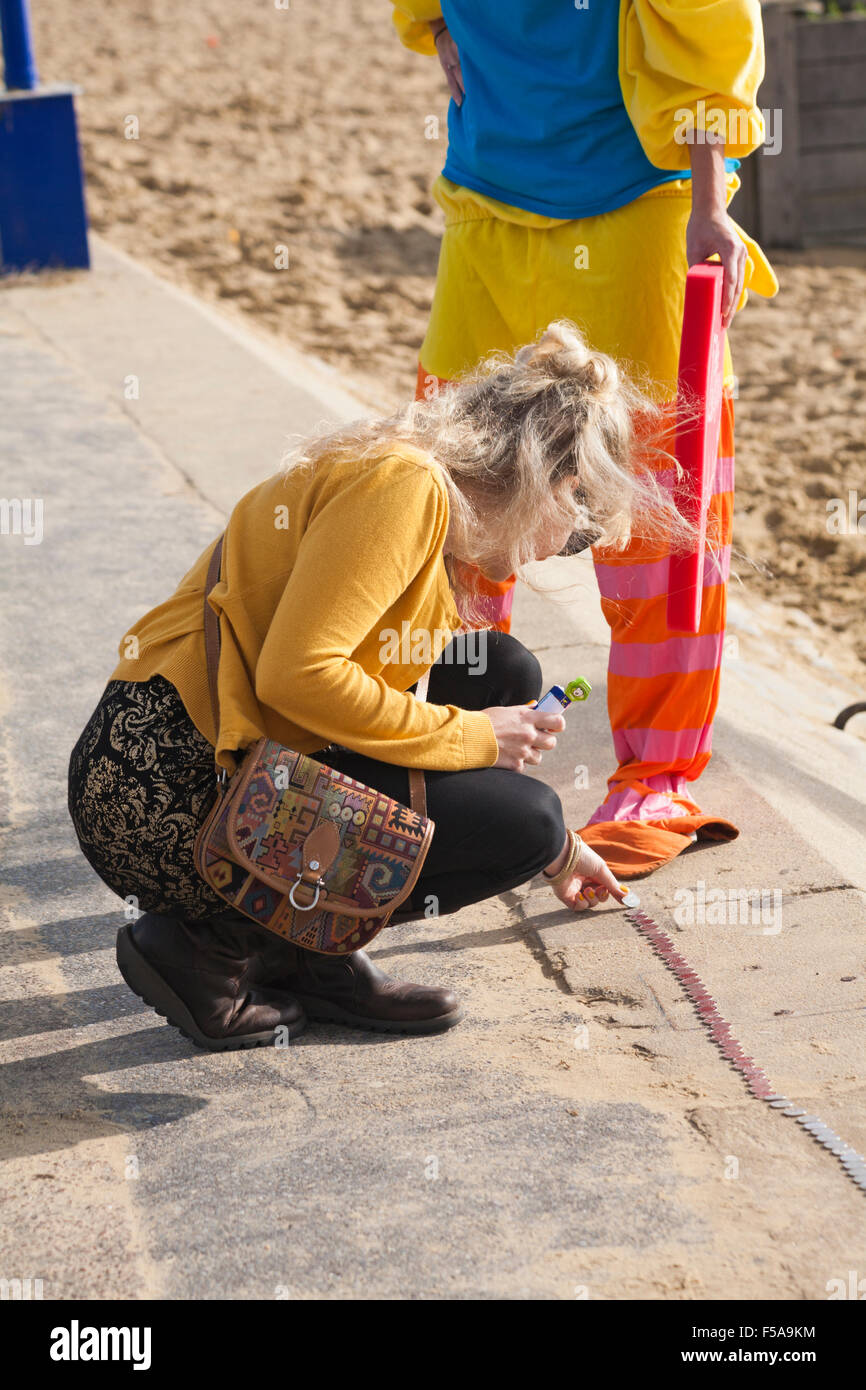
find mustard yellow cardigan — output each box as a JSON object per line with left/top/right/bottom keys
{"left": 111, "top": 447, "right": 499, "bottom": 774}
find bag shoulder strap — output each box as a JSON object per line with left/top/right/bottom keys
{"left": 408, "top": 672, "right": 429, "bottom": 819}
{"left": 203, "top": 534, "right": 224, "bottom": 749}
{"left": 202, "top": 531, "right": 429, "bottom": 819}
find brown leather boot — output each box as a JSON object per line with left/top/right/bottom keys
{"left": 116, "top": 912, "right": 307, "bottom": 1051}
{"left": 273, "top": 946, "right": 464, "bottom": 1035}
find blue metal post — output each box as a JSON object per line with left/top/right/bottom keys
{"left": 0, "top": 0, "right": 89, "bottom": 270}
{"left": 0, "top": 0, "right": 39, "bottom": 92}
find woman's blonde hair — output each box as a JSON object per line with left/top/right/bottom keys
{"left": 284, "top": 320, "right": 695, "bottom": 604}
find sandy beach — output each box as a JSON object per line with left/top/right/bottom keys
{"left": 32, "top": 0, "right": 866, "bottom": 677}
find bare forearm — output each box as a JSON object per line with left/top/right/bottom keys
{"left": 685, "top": 138, "right": 745, "bottom": 327}
{"left": 687, "top": 139, "right": 727, "bottom": 217}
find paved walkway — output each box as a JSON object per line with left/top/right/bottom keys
{"left": 0, "top": 240, "right": 864, "bottom": 1299}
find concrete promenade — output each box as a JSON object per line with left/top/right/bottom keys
{"left": 1, "top": 240, "right": 864, "bottom": 1299}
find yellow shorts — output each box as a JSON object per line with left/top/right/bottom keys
{"left": 420, "top": 173, "right": 777, "bottom": 397}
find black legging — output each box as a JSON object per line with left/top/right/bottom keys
{"left": 323, "top": 632, "right": 567, "bottom": 917}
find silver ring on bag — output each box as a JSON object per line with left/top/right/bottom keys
{"left": 289, "top": 878, "right": 322, "bottom": 912}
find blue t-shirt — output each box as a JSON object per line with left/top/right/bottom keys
{"left": 439, "top": 0, "right": 736, "bottom": 220}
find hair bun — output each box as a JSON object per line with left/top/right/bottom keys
{"left": 527, "top": 322, "right": 619, "bottom": 400}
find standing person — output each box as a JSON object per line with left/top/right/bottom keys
{"left": 68, "top": 324, "right": 690, "bottom": 1052}
{"left": 392, "top": 0, "right": 778, "bottom": 879}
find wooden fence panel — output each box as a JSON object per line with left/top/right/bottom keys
{"left": 803, "top": 190, "right": 866, "bottom": 237}
{"left": 735, "top": 8, "right": 866, "bottom": 247}
{"left": 796, "top": 13, "right": 866, "bottom": 60}
{"left": 798, "top": 60, "right": 866, "bottom": 107}
{"left": 756, "top": 5, "right": 802, "bottom": 246}
{"left": 800, "top": 147, "right": 866, "bottom": 196}
{"left": 799, "top": 105, "right": 866, "bottom": 152}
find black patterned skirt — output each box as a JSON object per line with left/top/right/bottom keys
{"left": 68, "top": 676, "right": 225, "bottom": 920}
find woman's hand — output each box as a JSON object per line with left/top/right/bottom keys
{"left": 546, "top": 835, "right": 627, "bottom": 912}
{"left": 429, "top": 21, "right": 464, "bottom": 106}
{"left": 484, "top": 705, "right": 565, "bottom": 772}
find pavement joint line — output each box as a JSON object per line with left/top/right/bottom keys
{"left": 626, "top": 906, "right": 866, "bottom": 1200}
{"left": 523, "top": 640, "right": 611, "bottom": 653}
{"left": 666, "top": 1003, "right": 866, "bottom": 1030}
{"left": 778, "top": 883, "right": 864, "bottom": 901}
{"left": 636, "top": 975, "right": 675, "bottom": 1030}
{"left": 8, "top": 298, "right": 224, "bottom": 524}
{"left": 499, "top": 891, "right": 576, "bottom": 998}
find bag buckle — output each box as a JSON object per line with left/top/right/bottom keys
{"left": 288, "top": 860, "right": 324, "bottom": 912}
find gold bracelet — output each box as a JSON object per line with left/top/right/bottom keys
{"left": 543, "top": 829, "right": 582, "bottom": 887}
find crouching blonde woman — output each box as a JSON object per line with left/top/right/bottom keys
{"left": 68, "top": 321, "right": 687, "bottom": 1051}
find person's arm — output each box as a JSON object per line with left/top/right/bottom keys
{"left": 255, "top": 455, "right": 497, "bottom": 772}
{"left": 686, "top": 138, "right": 746, "bottom": 329}
{"left": 428, "top": 17, "right": 464, "bottom": 106}
{"left": 619, "top": 0, "right": 766, "bottom": 168}
{"left": 619, "top": 0, "right": 765, "bottom": 324}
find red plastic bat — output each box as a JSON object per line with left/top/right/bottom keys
{"left": 667, "top": 263, "right": 726, "bottom": 634}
